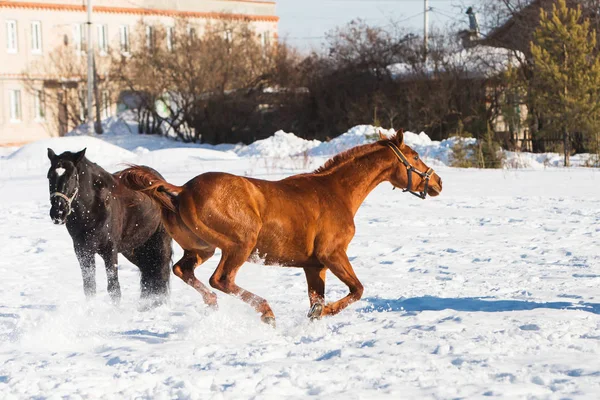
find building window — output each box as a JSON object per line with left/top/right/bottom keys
{"left": 188, "top": 26, "right": 196, "bottom": 41}
{"left": 31, "top": 21, "right": 42, "bottom": 53}
{"left": 119, "top": 25, "right": 130, "bottom": 53}
{"left": 166, "top": 26, "right": 174, "bottom": 51}
{"left": 9, "top": 89, "right": 21, "bottom": 122}
{"left": 97, "top": 24, "right": 108, "bottom": 54}
{"left": 224, "top": 30, "right": 233, "bottom": 54}
{"left": 79, "top": 90, "right": 88, "bottom": 122}
{"left": 6, "top": 20, "right": 18, "bottom": 53}
{"left": 224, "top": 29, "right": 233, "bottom": 44}
{"left": 73, "top": 23, "right": 87, "bottom": 52}
{"left": 145, "top": 25, "right": 154, "bottom": 49}
{"left": 34, "top": 90, "right": 45, "bottom": 120}
{"left": 101, "top": 90, "right": 110, "bottom": 119}
{"left": 261, "top": 31, "right": 271, "bottom": 49}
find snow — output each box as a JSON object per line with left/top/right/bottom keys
{"left": 1, "top": 124, "right": 600, "bottom": 398}
{"left": 504, "top": 151, "right": 597, "bottom": 169}
{"left": 1, "top": 136, "right": 136, "bottom": 179}
{"left": 229, "top": 124, "right": 462, "bottom": 167}
{"left": 307, "top": 125, "right": 385, "bottom": 156}
{"left": 36, "top": 112, "right": 594, "bottom": 169}
{"left": 236, "top": 130, "right": 321, "bottom": 158}
{"left": 305, "top": 125, "right": 473, "bottom": 167}
{"left": 67, "top": 111, "right": 242, "bottom": 154}
{"left": 0, "top": 146, "right": 18, "bottom": 159}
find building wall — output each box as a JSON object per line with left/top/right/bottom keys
{"left": 0, "top": 0, "right": 278, "bottom": 145}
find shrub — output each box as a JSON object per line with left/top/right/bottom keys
{"left": 472, "top": 127, "right": 505, "bottom": 168}
{"left": 449, "top": 139, "right": 475, "bottom": 168}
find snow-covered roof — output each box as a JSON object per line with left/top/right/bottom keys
{"left": 389, "top": 46, "right": 525, "bottom": 79}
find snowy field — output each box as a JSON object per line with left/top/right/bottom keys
{"left": 0, "top": 127, "right": 599, "bottom": 399}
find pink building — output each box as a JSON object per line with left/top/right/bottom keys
{"left": 0, "top": 0, "right": 278, "bottom": 145}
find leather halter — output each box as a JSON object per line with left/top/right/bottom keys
{"left": 386, "top": 142, "right": 435, "bottom": 199}
{"left": 50, "top": 173, "right": 79, "bottom": 216}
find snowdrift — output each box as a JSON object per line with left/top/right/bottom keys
{"left": 3, "top": 112, "right": 595, "bottom": 175}
{"left": 233, "top": 125, "right": 466, "bottom": 167}
{"left": 236, "top": 130, "right": 321, "bottom": 158}
{"left": 135, "top": 148, "right": 238, "bottom": 167}
{"left": 3, "top": 136, "right": 137, "bottom": 177}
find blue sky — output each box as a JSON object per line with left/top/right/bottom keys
{"left": 275, "top": 0, "right": 473, "bottom": 51}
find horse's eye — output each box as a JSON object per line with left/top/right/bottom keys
{"left": 414, "top": 155, "right": 419, "bottom": 161}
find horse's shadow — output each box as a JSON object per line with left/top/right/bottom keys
{"left": 360, "top": 296, "right": 600, "bottom": 315}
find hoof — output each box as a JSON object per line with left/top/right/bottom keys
{"left": 138, "top": 297, "right": 165, "bottom": 312}
{"left": 110, "top": 297, "right": 121, "bottom": 307}
{"left": 307, "top": 303, "right": 324, "bottom": 320}
{"left": 204, "top": 293, "right": 219, "bottom": 310}
{"left": 261, "top": 316, "right": 276, "bottom": 328}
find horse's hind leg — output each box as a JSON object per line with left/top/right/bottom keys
{"left": 127, "top": 227, "right": 172, "bottom": 304}
{"left": 303, "top": 266, "right": 327, "bottom": 308}
{"left": 309, "top": 251, "right": 363, "bottom": 319}
{"left": 209, "top": 249, "right": 276, "bottom": 327}
{"left": 173, "top": 249, "right": 218, "bottom": 308}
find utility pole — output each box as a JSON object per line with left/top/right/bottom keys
{"left": 86, "top": 0, "right": 94, "bottom": 134}
{"left": 424, "top": 0, "right": 429, "bottom": 60}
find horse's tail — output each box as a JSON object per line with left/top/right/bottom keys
{"left": 118, "top": 165, "right": 182, "bottom": 212}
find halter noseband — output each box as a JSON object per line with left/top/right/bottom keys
{"left": 50, "top": 173, "right": 79, "bottom": 216}
{"left": 386, "top": 142, "right": 435, "bottom": 200}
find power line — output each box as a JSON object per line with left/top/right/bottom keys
{"left": 285, "top": 10, "right": 427, "bottom": 40}
{"left": 285, "top": 36, "right": 326, "bottom": 41}
{"left": 324, "top": 0, "right": 454, "bottom": 2}
{"left": 429, "top": 8, "right": 459, "bottom": 20}
{"left": 396, "top": 10, "right": 428, "bottom": 23}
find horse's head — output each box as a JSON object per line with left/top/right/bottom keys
{"left": 47, "top": 148, "right": 86, "bottom": 224}
{"left": 382, "top": 131, "right": 442, "bottom": 199}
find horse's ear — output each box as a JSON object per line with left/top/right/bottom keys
{"left": 47, "top": 148, "right": 56, "bottom": 161}
{"left": 396, "top": 129, "right": 405, "bottom": 146}
{"left": 378, "top": 130, "right": 386, "bottom": 140}
{"left": 74, "top": 148, "right": 86, "bottom": 164}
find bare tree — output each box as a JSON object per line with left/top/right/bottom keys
{"left": 24, "top": 41, "right": 112, "bottom": 136}
{"left": 112, "top": 18, "right": 281, "bottom": 143}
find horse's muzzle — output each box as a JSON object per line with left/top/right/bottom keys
{"left": 427, "top": 177, "right": 442, "bottom": 196}
{"left": 50, "top": 208, "right": 67, "bottom": 225}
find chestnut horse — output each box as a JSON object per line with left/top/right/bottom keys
{"left": 119, "top": 131, "right": 442, "bottom": 325}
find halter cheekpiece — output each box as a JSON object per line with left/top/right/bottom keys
{"left": 386, "top": 142, "right": 435, "bottom": 200}
{"left": 50, "top": 173, "right": 79, "bottom": 215}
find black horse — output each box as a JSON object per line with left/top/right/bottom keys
{"left": 47, "top": 148, "right": 172, "bottom": 305}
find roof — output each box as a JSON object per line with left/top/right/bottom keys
{"left": 0, "top": 1, "right": 279, "bottom": 22}
{"left": 389, "top": 46, "right": 524, "bottom": 80}
{"left": 478, "top": 0, "right": 583, "bottom": 55}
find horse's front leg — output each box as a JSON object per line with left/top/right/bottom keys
{"left": 303, "top": 266, "right": 327, "bottom": 308}
{"left": 75, "top": 246, "right": 96, "bottom": 298}
{"left": 310, "top": 251, "right": 364, "bottom": 319}
{"left": 101, "top": 249, "right": 121, "bottom": 304}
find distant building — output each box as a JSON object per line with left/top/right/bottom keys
{"left": 0, "top": 0, "right": 278, "bottom": 145}
{"left": 478, "top": 0, "right": 590, "bottom": 152}
{"left": 389, "top": 42, "right": 530, "bottom": 151}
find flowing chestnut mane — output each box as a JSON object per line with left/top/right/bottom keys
{"left": 118, "top": 134, "right": 442, "bottom": 326}
{"left": 313, "top": 133, "right": 404, "bottom": 174}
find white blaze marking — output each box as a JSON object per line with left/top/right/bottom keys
{"left": 55, "top": 167, "right": 66, "bottom": 176}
